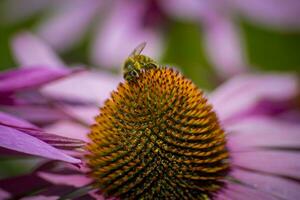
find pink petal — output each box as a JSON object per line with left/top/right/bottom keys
{"left": 44, "top": 121, "right": 89, "bottom": 142}
{"left": 160, "top": 0, "right": 206, "bottom": 20}
{"left": 0, "top": 111, "right": 37, "bottom": 129}
{"left": 1, "top": 105, "right": 69, "bottom": 124}
{"left": 0, "top": 189, "right": 10, "bottom": 199}
{"left": 231, "top": 169, "right": 300, "bottom": 199}
{"left": 62, "top": 105, "right": 98, "bottom": 125}
{"left": 22, "top": 196, "right": 58, "bottom": 200}
{"left": 203, "top": 15, "right": 247, "bottom": 78}
{"left": 41, "top": 70, "right": 121, "bottom": 105}
{"left": 161, "top": 0, "right": 247, "bottom": 78}
{"left": 227, "top": 116, "right": 300, "bottom": 151}
{"left": 37, "top": 0, "right": 102, "bottom": 51}
{"left": 0, "top": 67, "right": 80, "bottom": 93}
{"left": 11, "top": 32, "right": 64, "bottom": 68}
{"left": 0, "top": 111, "right": 85, "bottom": 150}
{"left": 216, "top": 182, "right": 276, "bottom": 200}
{"left": 91, "top": 0, "right": 162, "bottom": 68}
{"left": 230, "top": 0, "right": 300, "bottom": 30}
{"left": 231, "top": 150, "right": 300, "bottom": 178}
{"left": 209, "top": 73, "right": 298, "bottom": 123}
{"left": 0, "top": 173, "right": 51, "bottom": 198}
{"left": 0, "top": 125, "right": 81, "bottom": 163}
{"left": 38, "top": 172, "right": 92, "bottom": 187}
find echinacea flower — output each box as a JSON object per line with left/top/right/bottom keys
{"left": 1, "top": 33, "right": 300, "bottom": 199}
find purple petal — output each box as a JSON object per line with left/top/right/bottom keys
{"left": 0, "top": 173, "right": 50, "bottom": 198}
{"left": 0, "top": 125, "right": 81, "bottom": 163}
{"left": 0, "top": 189, "right": 10, "bottom": 199}
{"left": 91, "top": 0, "right": 162, "bottom": 68}
{"left": 203, "top": 15, "right": 247, "bottom": 78}
{"left": 0, "top": 111, "right": 85, "bottom": 150}
{"left": 37, "top": 0, "right": 102, "bottom": 51}
{"left": 0, "top": 67, "right": 82, "bottom": 93}
{"left": 216, "top": 182, "right": 276, "bottom": 200}
{"left": 160, "top": 0, "right": 206, "bottom": 20}
{"left": 45, "top": 121, "right": 89, "bottom": 142}
{"left": 22, "top": 196, "right": 58, "bottom": 200}
{"left": 231, "top": 169, "right": 300, "bottom": 200}
{"left": 11, "top": 32, "right": 64, "bottom": 67}
{"left": 1, "top": 105, "right": 69, "bottom": 125}
{"left": 38, "top": 172, "right": 92, "bottom": 187}
{"left": 231, "top": 150, "right": 300, "bottom": 179}
{"left": 230, "top": 0, "right": 300, "bottom": 30}
{"left": 227, "top": 116, "right": 300, "bottom": 151}
{"left": 0, "top": 111, "right": 37, "bottom": 129}
{"left": 209, "top": 73, "right": 298, "bottom": 123}
{"left": 61, "top": 105, "right": 98, "bottom": 125}
{"left": 41, "top": 70, "right": 121, "bottom": 105}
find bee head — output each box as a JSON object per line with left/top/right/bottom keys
{"left": 123, "top": 57, "right": 142, "bottom": 81}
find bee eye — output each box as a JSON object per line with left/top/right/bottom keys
{"left": 130, "top": 70, "right": 139, "bottom": 77}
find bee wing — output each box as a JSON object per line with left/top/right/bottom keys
{"left": 129, "top": 42, "right": 147, "bottom": 57}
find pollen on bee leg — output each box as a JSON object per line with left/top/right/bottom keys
{"left": 85, "top": 68, "right": 230, "bottom": 200}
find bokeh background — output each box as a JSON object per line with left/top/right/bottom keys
{"left": 0, "top": 0, "right": 300, "bottom": 178}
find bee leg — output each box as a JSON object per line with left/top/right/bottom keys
{"left": 144, "top": 63, "right": 159, "bottom": 69}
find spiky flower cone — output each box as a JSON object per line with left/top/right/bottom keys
{"left": 86, "top": 68, "right": 230, "bottom": 200}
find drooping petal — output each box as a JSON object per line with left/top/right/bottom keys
{"left": 22, "top": 196, "right": 58, "bottom": 200}
{"left": 160, "top": 0, "right": 206, "bottom": 20}
{"left": 210, "top": 73, "right": 298, "bottom": 123}
{"left": 231, "top": 150, "right": 300, "bottom": 179}
{"left": 91, "top": 0, "right": 162, "bottom": 68}
{"left": 0, "top": 189, "right": 10, "bottom": 199}
{"left": 44, "top": 121, "right": 89, "bottom": 142}
{"left": 230, "top": 0, "right": 300, "bottom": 30}
{"left": 0, "top": 173, "right": 50, "bottom": 198}
{"left": 231, "top": 169, "right": 300, "bottom": 200}
{"left": 41, "top": 70, "right": 121, "bottom": 105}
{"left": 216, "top": 182, "right": 276, "bottom": 200}
{"left": 11, "top": 32, "right": 64, "bottom": 68}
{"left": 0, "top": 67, "right": 82, "bottom": 93}
{"left": 0, "top": 125, "right": 81, "bottom": 163}
{"left": 203, "top": 14, "right": 247, "bottom": 78}
{"left": 1, "top": 105, "right": 69, "bottom": 124}
{"left": 0, "top": 111, "right": 37, "bottom": 129}
{"left": 37, "top": 0, "right": 102, "bottom": 51}
{"left": 0, "top": 111, "right": 85, "bottom": 150}
{"left": 8, "top": 107, "right": 70, "bottom": 127}
{"left": 61, "top": 106, "right": 98, "bottom": 125}
{"left": 38, "top": 172, "right": 92, "bottom": 187}
{"left": 227, "top": 116, "right": 300, "bottom": 151}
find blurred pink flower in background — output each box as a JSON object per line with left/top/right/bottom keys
{"left": 3, "top": 0, "right": 300, "bottom": 79}
{"left": 0, "top": 32, "right": 299, "bottom": 199}
{"left": 2, "top": 0, "right": 164, "bottom": 69}
{"left": 161, "top": 0, "right": 300, "bottom": 78}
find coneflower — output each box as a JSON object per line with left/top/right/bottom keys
{"left": 87, "top": 68, "right": 230, "bottom": 199}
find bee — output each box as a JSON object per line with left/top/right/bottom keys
{"left": 123, "top": 42, "right": 160, "bottom": 81}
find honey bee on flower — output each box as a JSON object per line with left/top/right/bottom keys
{"left": 122, "top": 42, "right": 160, "bottom": 82}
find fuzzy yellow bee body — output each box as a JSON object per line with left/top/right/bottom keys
{"left": 123, "top": 43, "right": 160, "bottom": 81}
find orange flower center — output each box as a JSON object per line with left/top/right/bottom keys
{"left": 86, "top": 68, "right": 230, "bottom": 199}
